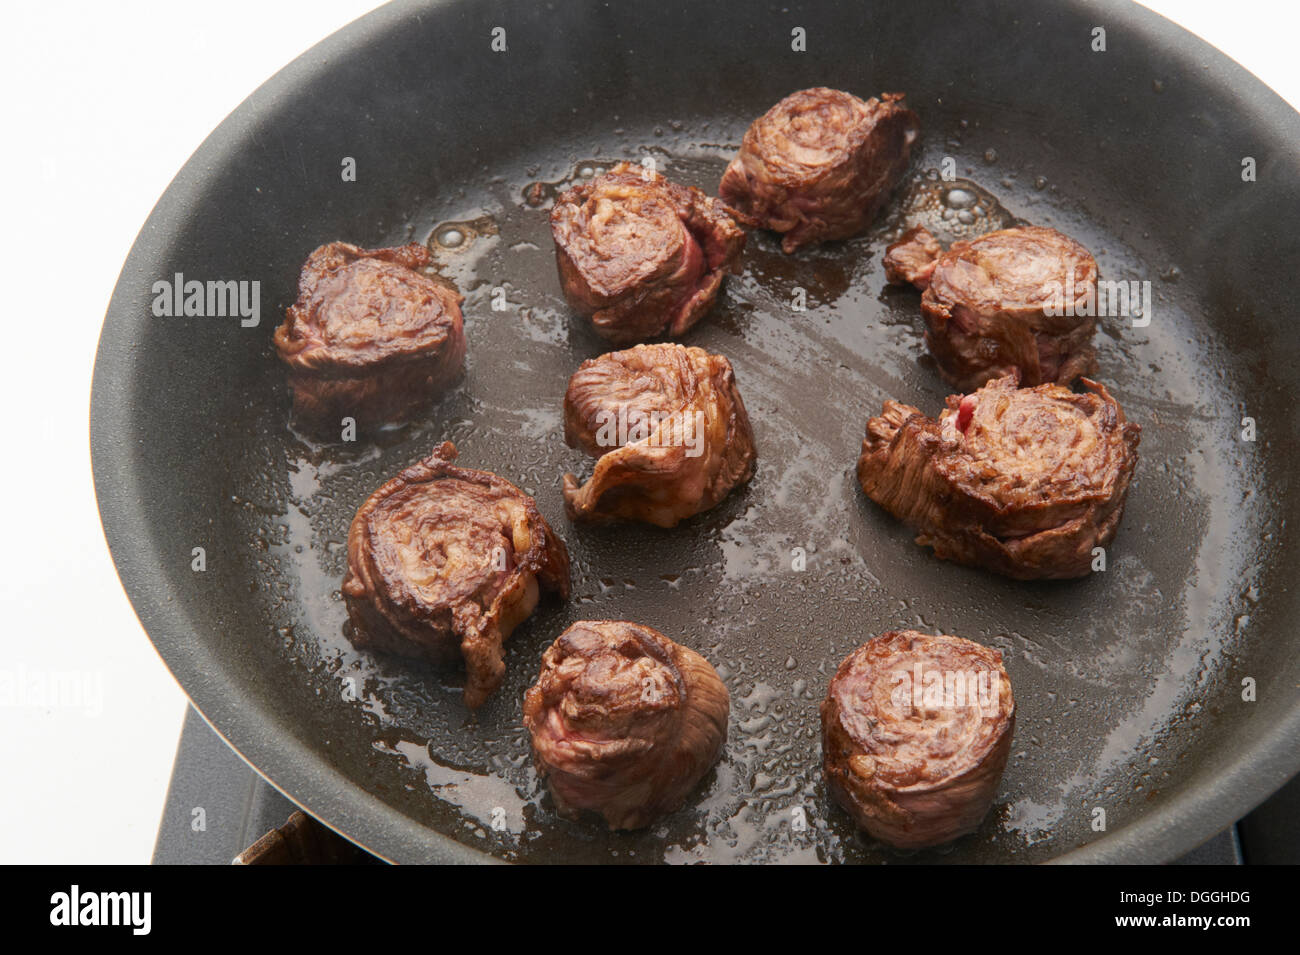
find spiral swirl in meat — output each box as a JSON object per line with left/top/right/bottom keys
{"left": 562, "top": 343, "right": 756, "bottom": 527}
{"left": 886, "top": 225, "right": 1099, "bottom": 390}
{"left": 857, "top": 375, "right": 1140, "bottom": 579}
{"left": 550, "top": 162, "right": 747, "bottom": 344}
{"left": 342, "top": 442, "right": 570, "bottom": 708}
{"left": 719, "top": 88, "right": 919, "bottom": 253}
{"left": 273, "top": 242, "right": 466, "bottom": 434}
{"left": 523, "top": 620, "right": 730, "bottom": 830}
{"left": 821, "top": 630, "right": 1015, "bottom": 849}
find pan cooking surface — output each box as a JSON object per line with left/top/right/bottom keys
{"left": 225, "top": 119, "right": 1272, "bottom": 863}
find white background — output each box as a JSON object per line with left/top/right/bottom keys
{"left": 0, "top": 1, "right": 1293, "bottom": 864}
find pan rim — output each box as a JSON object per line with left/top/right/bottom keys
{"left": 91, "top": 0, "right": 1300, "bottom": 865}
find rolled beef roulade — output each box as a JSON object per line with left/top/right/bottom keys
{"left": 821, "top": 630, "right": 1015, "bottom": 849}
{"left": 885, "top": 225, "right": 1099, "bottom": 390}
{"left": 523, "top": 620, "right": 730, "bottom": 830}
{"left": 342, "top": 442, "right": 570, "bottom": 708}
{"left": 719, "top": 87, "right": 920, "bottom": 253}
{"left": 562, "top": 343, "right": 756, "bottom": 527}
{"left": 273, "top": 241, "right": 466, "bottom": 435}
{"left": 550, "top": 162, "right": 747, "bottom": 344}
{"left": 856, "top": 374, "right": 1140, "bottom": 579}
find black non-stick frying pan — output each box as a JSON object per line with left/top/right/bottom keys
{"left": 91, "top": 0, "right": 1300, "bottom": 863}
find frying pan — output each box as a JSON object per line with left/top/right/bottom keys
{"left": 91, "top": 0, "right": 1300, "bottom": 863}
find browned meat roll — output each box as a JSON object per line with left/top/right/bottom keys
{"left": 523, "top": 620, "right": 730, "bottom": 830}
{"left": 550, "top": 162, "right": 747, "bottom": 344}
{"left": 856, "top": 374, "right": 1140, "bottom": 579}
{"left": 562, "top": 343, "right": 756, "bottom": 527}
{"left": 342, "top": 442, "right": 570, "bottom": 708}
{"left": 719, "top": 87, "right": 919, "bottom": 253}
{"left": 273, "top": 242, "right": 466, "bottom": 434}
{"left": 821, "top": 630, "right": 1015, "bottom": 849}
{"left": 885, "top": 225, "right": 1099, "bottom": 390}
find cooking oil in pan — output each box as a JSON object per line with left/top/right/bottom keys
{"left": 241, "top": 114, "right": 1274, "bottom": 864}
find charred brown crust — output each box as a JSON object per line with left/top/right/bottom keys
{"left": 856, "top": 375, "right": 1140, "bottom": 579}
{"left": 273, "top": 242, "right": 466, "bottom": 434}
{"left": 342, "top": 441, "right": 570, "bottom": 708}
{"left": 719, "top": 88, "right": 919, "bottom": 253}
{"left": 914, "top": 226, "right": 1099, "bottom": 390}
{"left": 523, "top": 620, "right": 730, "bottom": 830}
{"left": 550, "top": 162, "right": 747, "bottom": 344}
{"left": 820, "top": 630, "right": 1015, "bottom": 849}
{"left": 561, "top": 343, "right": 757, "bottom": 528}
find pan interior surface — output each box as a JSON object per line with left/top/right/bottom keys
{"left": 92, "top": 0, "right": 1300, "bottom": 864}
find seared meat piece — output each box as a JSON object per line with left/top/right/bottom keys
{"left": 856, "top": 375, "right": 1140, "bottom": 579}
{"left": 886, "top": 225, "right": 1099, "bottom": 390}
{"left": 523, "top": 620, "right": 729, "bottom": 830}
{"left": 562, "top": 343, "right": 756, "bottom": 527}
{"left": 550, "top": 162, "right": 747, "bottom": 344}
{"left": 883, "top": 225, "right": 942, "bottom": 289}
{"left": 719, "top": 87, "right": 919, "bottom": 253}
{"left": 342, "top": 442, "right": 569, "bottom": 708}
{"left": 273, "top": 242, "right": 466, "bottom": 434}
{"left": 821, "top": 630, "right": 1015, "bottom": 849}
